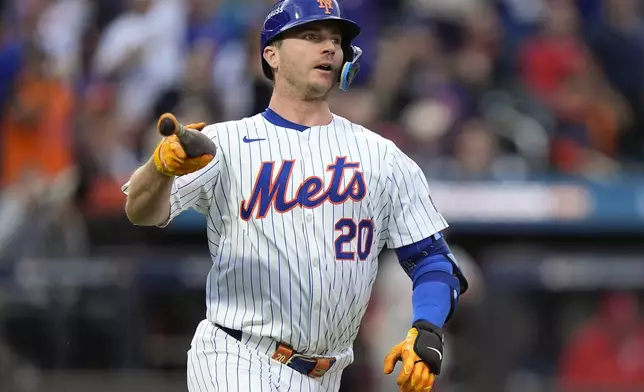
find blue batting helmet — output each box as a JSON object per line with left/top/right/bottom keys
{"left": 260, "top": 0, "right": 363, "bottom": 91}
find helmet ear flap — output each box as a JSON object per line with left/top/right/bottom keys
{"left": 339, "top": 46, "right": 362, "bottom": 91}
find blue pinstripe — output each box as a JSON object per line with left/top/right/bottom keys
{"left": 271, "top": 123, "right": 295, "bottom": 345}
{"left": 252, "top": 120, "right": 273, "bottom": 342}
{"left": 193, "top": 322, "right": 207, "bottom": 392}
{"left": 261, "top": 120, "right": 285, "bottom": 342}
{"left": 284, "top": 128, "right": 305, "bottom": 351}
{"left": 329, "top": 122, "right": 346, "bottom": 352}
{"left": 323, "top": 123, "right": 337, "bottom": 352}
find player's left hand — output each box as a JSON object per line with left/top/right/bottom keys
{"left": 383, "top": 322, "right": 444, "bottom": 391}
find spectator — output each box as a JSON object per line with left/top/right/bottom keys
{"left": 0, "top": 40, "right": 74, "bottom": 187}
{"left": 518, "top": 0, "right": 624, "bottom": 175}
{"left": 91, "top": 0, "right": 187, "bottom": 131}
{"left": 586, "top": 0, "right": 644, "bottom": 160}
{"left": 558, "top": 292, "right": 644, "bottom": 391}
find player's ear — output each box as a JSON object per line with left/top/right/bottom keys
{"left": 263, "top": 45, "right": 279, "bottom": 71}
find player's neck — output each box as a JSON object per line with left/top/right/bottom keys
{"left": 268, "top": 89, "right": 333, "bottom": 127}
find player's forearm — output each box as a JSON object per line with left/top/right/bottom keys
{"left": 396, "top": 234, "right": 463, "bottom": 327}
{"left": 412, "top": 270, "right": 452, "bottom": 327}
{"left": 124, "top": 159, "right": 174, "bottom": 226}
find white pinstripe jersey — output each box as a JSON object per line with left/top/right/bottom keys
{"left": 129, "top": 109, "right": 448, "bottom": 356}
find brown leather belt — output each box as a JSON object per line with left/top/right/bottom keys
{"left": 216, "top": 324, "right": 336, "bottom": 378}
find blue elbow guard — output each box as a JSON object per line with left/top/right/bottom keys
{"left": 396, "top": 232, "right": 468, "bottom": 294}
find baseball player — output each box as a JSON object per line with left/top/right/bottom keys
{"left": 122, "top": 1, "right": 468, "bottom": 391}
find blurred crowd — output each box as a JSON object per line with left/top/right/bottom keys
{"left": 1, "top": 0, "right": 644, "bottom": 219}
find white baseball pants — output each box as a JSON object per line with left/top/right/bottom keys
{"left": 187, "top": 319, "right": 352, "bottom": 392}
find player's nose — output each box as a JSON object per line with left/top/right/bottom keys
{"left": 320, "top": 39, "right": 336, "bottom": 56}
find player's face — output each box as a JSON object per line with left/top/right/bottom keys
{"left": 274, "top": 22, "right": 344, "bottom": 99}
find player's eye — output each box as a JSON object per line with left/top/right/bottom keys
{"left": 303, "top": 33, "right": 317, "bottom": 40}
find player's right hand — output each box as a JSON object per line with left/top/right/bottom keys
{"left": 153, "top": 121, "right": 214, "bottom": 176}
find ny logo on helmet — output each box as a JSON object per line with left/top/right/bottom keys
{"left": 317, "top": 0, "right": 333, "bottom": 14}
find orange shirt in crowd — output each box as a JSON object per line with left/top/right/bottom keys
{"left": 1, "top": 71, "right": 74, "bottom": 187}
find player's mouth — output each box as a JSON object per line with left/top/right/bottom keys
{"left": 314, "top": 63, "right": 334, "bottom": 74}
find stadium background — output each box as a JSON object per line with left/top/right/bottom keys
{"left": 1, "top": 0, "right": 644, "bottom": 391}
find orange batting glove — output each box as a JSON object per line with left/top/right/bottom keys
{"left": 152, "top": 121, "right": 214, "bottom": 176}
{"left": 384, "top": 322, "right": 444, "bottom": 392}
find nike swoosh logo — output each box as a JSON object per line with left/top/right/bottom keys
{"left": 243, "top": 136, "right": 266, "bottom": 143}
{"left": 427, "top": 347, "right": 442, "bottom": 361}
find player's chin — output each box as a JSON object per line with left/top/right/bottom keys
{"left": 309, "top": 71, "right": 335, "bottom": 91}
{"left": 311, "top": 68, "right": 336, "bottom": 83}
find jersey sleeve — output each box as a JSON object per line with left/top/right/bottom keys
{"left": 384, "top": 144, "right": 448, "bottom": 249}
{"left": 121, "top": 125, "right": 222, "bottom": 228}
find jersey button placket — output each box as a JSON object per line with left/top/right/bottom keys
{"left": 300, "top": 142, "right": 315, "bottom": 236}
{"left": 301, "top": 139, "right": 325, "bottom": 349}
